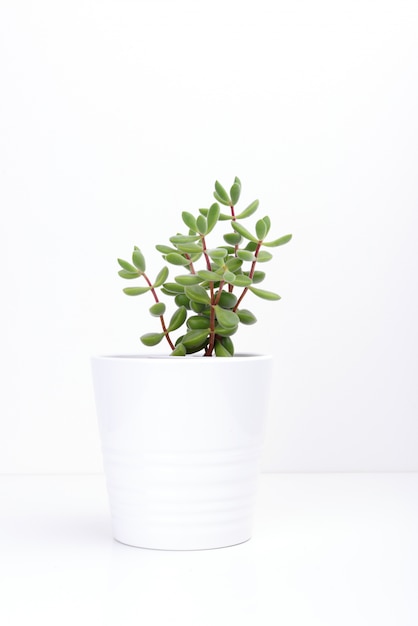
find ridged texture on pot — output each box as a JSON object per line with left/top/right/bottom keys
{"left": 92, "top": 355, "right": 272, "bottom": 550}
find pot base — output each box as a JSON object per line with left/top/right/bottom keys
{"left": 113, "top": 534, "right": 252, "bottom": 551}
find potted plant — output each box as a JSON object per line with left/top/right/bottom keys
{"left": 91, "top": 177, "right": 291, "bottom": 550}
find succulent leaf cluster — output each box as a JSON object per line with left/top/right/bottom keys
{"left": 117, "top": 177, "right": 292, "bottom": 356}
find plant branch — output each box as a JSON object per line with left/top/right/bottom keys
{"left": 143, "top": 272, "right": 175, "bottom": 350}
{"left": 233, "top": 241, "right": 262, "bottom": 312}
{"left": 201, "top": 236, "right": 212, "bottom": 271}
{"left": 185, "top": 253, "right": 196, "bottom": 274}
{"left": 214, "top": 280, "right": 225, "bottom": 305}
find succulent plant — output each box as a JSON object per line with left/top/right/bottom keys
{"left": 117, "top": 177, "right": 292, "bottom": 356}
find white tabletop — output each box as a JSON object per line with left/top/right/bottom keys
{"left": 1, "top": 473, "right": 417, "bottom": 626}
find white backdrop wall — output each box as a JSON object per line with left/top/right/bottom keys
{"left": 1, "top": 0, "right": 417, "bottom": 473}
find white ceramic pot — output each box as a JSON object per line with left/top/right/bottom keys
{"left": 91, "top": 354, "right": 272, "bottom": 550}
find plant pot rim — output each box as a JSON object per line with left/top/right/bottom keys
{"left": 92, "top": 353, "right": 272, "bottom": 363}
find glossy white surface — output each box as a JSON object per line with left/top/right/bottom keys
{"left": 1, "top": 473, "right": 417, "bottom": 625}
{"left": 91, "top": 355, "right": 272, "bottom": 549}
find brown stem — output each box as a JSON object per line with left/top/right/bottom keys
{"left": 214, "top": 280, "right": 225, "bottom": 305}
{"left": 201, "top": 236, "right": 212, "bottom": 271}
{"left": 233, "top": 287, "right": 248, "bottom": 312}
{"left": 185, "top": 253, "right": 196, "bottom": 274}
{"left": 248, "top": 242, "right": 262, "bottom": 279}
{"left": 143, "top": 273, "right": 175, "bottom": 350}
{"left": 205, "top": 332, "right": 215, "bottom": 356}
{"left": 233, "top": 241, "right": 262, "bottom": 312}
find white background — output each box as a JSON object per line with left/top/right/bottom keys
{"left": 1, "top": 0, "right": 417, "bottom": 473}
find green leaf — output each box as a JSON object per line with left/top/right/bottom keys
{"left": 231, "top": 221, "right": 258, "bottom": 242}
{"left": 213, "top": 191, "right": 231, "bottom": 206}
{"left": 214, "top": 325, "right": 238, "bottom": 337}
{"left": 118, "top": 270, "right": 140, "bottom": 279}
{"left": 175, "top": 294, "right": 191, "bottom": 308}
{"left": 197, "top": 269, "right": 222, "bottom": 281}
{"left": 149, "top": 302, "right": 166, "bottom": 316}
{"left": 184, "top": 284, "right": 211, "bottom": 305}
{"left": 256, "top": 218, "right": 268, "bottom": 241}
{"left": 175, "top": 242, "right": 203, "bottom": 254}
{"left": 196, "top": 215, "right": 208, "bottom": 235}
{"left": 214, "top": 180, "right": 231, "bottom": 205}
{"left": 215, "top": 305, "right": 240, "bottom": 329}
{"left": 182, "top": 329, "right": 210, "bottom": 350}
{"left": 207, "top": 247, "right": 228, "bottom": 260}
{"left": 171, "top": 343, "right": 187, "bottom": 356}
{"left": 132, "top": 247, "right": 146, "bottom": 272}
{"left": 187, "top": 344, "right": 208, "bottom": 355}
{"left": 237, "top": 309, "right": 257, "bottom": 325}
{"left": 223, "top": 232, "right": 242, "bottom": 246}
{"left": 217, "top": 291, "right": 237, "bottom": 309}
{"left": 199, "top": 208, "right": 231, "bottom": 221}
{"left": 165, "top": 253, "right": 191, "bottom": 266}
{"left": 189, "top": 253, "right": 203, "bottom": 263}
{"left": 167, "top": 306, "right": 187, "bottom": 331}
{"left": 230, "top": 274, "right": 252, "bottom": 287}
{"left": 162, "top": 282, "right": 184, "bottom": 294}
{"left": 244, "top": 270, "right": 265, "bottom": 283}
{"left": 249, "top": 286, "right": 281, "bottom": 300}
{"left": 187, "top": 315, "right": 211, "bottom": 329}
{"left": 123, "top": 286, "right": 151, "bottom": 296}
{"left": 235, "top": 199, "right": 259, "bottom": 219}
{"left": 236, "top": 249, "right": 255, "bottom": 262}
{"left": 225, "top": 258, "right": 243, "bottom": 273}
{"left": 153, "top": 266, "right": 169, "bottom": 287}
{"left": 245, "top": 241, "right": 258, "bottom": 251}
{"left": 263, "top": 216, "right": 271, "bottom": 237}
{"left": 190, "top": 301, "right": 206, "bottom": 313}
{"left": 182, "top": 211, "right": 197, "bottom": 232}
{"left": 140, "top": 332, "right": 164, "bottom": 346}
{"left": 156, "top": 244, "right": 177, "bottom": 255}
{"left": 207, "top": 202, "right": 220, "bottom": 234}
{"left": 223, "top": 270, "right": 236, "bottom": 283}
{"left": 222, "top": 336, "right": 235, "bottom": 355}
{"left": 264, "top": 234, "right": 293, "bottom": 247}
{"left": 174, "top": 274, "right": 203, "bottom": 286}
{"left": 230, "top": 182, "right": 241, "bottom": 205}
{"left": 118, "top": 258, "right": 138, "bottom": 273}
{"left": 170, "top": 234, "right": 201, "bottom": 244}
{"left": 256, "top": 250, "right": 273, "bottom": 262}
{"left": 214, "top": 340, "right": 232, "bottom": 357}
{"left": 234, "top": 176, "right": 241, "bottom": 187}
